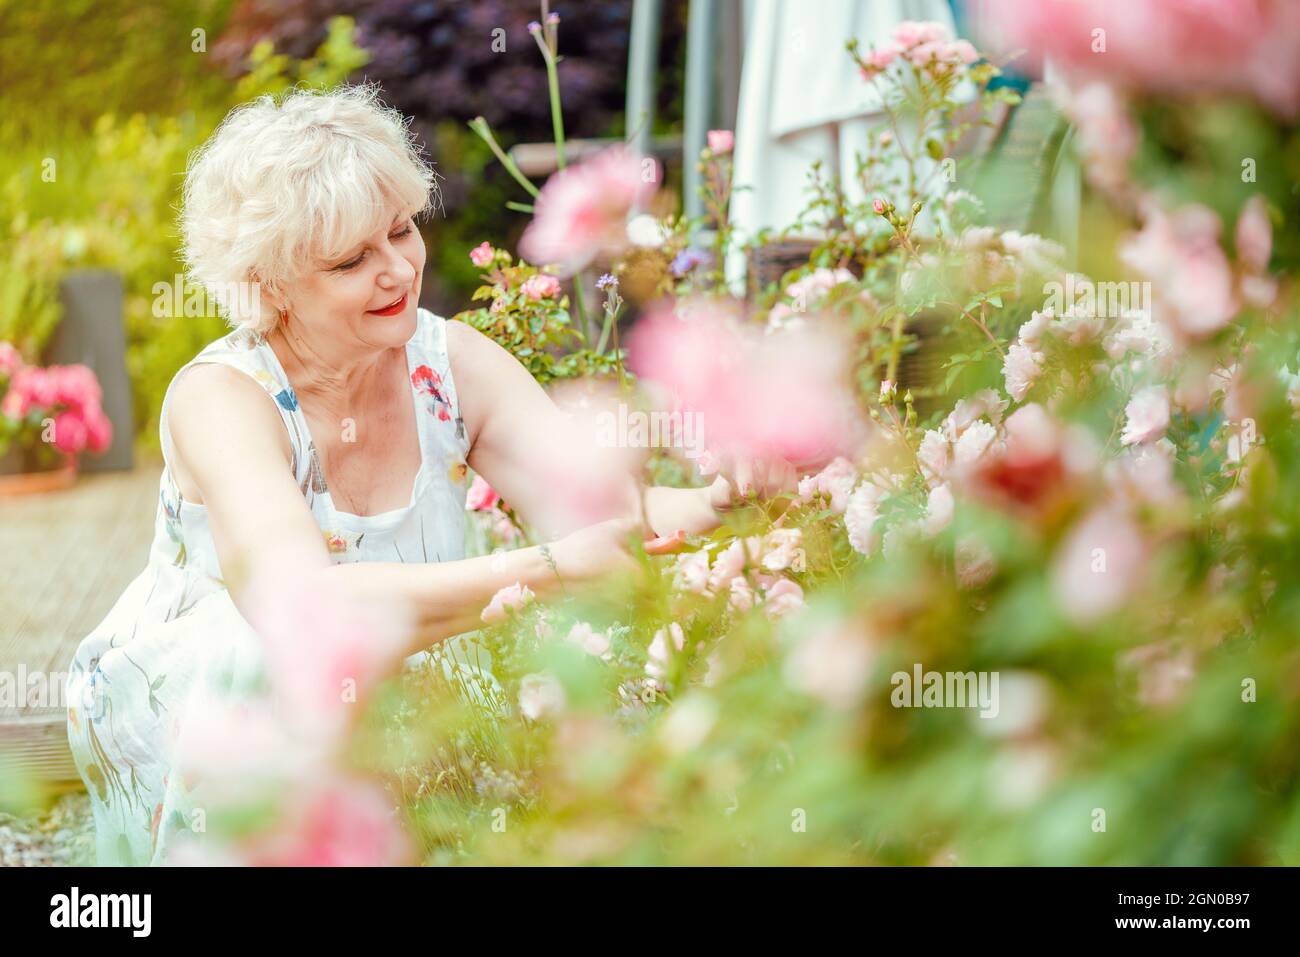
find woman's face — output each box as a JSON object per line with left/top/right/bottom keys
{"left": 279, "top": 205, "right": 426, "bottom": 351}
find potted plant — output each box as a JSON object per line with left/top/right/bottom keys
{"left": 0, "top": 341, "right": 113, "bottom": 494}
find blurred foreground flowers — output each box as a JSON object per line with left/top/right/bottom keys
{"left": 167, "top": 7, "right": 1300, "bottom": 866}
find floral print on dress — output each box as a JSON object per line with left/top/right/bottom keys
{"left": 323, "top": 528, "right": 365, "bottom": 555}
{"left": 411, "top": 364, "right": 453, "bottom": 422}
{"left": 67, "top": 308, "right": 470, "bottom": 866}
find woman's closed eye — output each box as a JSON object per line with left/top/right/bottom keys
{"left": 332, "top": 224, "right": 414, "bottom": 272}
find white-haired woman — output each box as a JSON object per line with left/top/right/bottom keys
{"left": 64, "top": 84, "right": 777, "bottom": 866}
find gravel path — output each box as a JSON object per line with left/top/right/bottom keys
{"left": 0, "top": 791, "right": 95, "bottom": 867}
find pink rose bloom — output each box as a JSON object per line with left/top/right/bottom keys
{"left": 795, "top": 456, "right": 859, "bottom": 513}
{"left": 865, "top": 42, "right": 902, "bottom": 71}
{"left": 520, "top": 273, "right": 562, "bottom": 301}
{"left": 982, "top": 0, "right": 1300, "bottom": 119}
{"left": 246, "top": 774, "right": 413, "bottom": 867}
{"left": 49, "top": 410, "right": 89, "bottom": 454}
{"left": 917, "top": 429, "right": 950, "bottom": 485}
{"left": 845, "top": 480, "right": 887, "bottom": 556}
{"left": 466, "top": 473, "right": 501, "bottom": 511}
{"left": 893, "top": 20, "right": 950, "bottom": 48}
{"left": 708, "top": 539, "right": 750, "bottom": 594}
{"left": 672, "top": 549, "right": 713, "bottom": 595}
{"left": 1122, "top": 203, "right": 1237, "bottom": 338}
{"left": 1235, "top": 195, "right": 1272, "bottom": 274}
{"left": 469, "top": 241, "right": 495, "bottom": 267}
{"left": 0, "top": 342, "right": 23, "bottom": 377}
{"left": 646, "top": 622, "right": 686, "bottom": 684}
{"left": 518, "top": 673, "right": 566, "bottom": 721}
{"left": 481, "top": 582, "right": 536, "bottom": 624}
{"left": 783, "top": 621, "right": 874, "bottom": 710}
{"left": 923, "top": 483, "right": 955, "bottom": 536}
{"left": 241, "top": 548, "right": 415, "bottom": 739}
{"left": 763, "top": 578, "right": 805, "bottom": 619}
{"left": 1051, "top": 505, "right": 1148, "bottom": 625}
{"left": 761, "top": 528, "right": 805, "bottom": 572}
{"left": 728, "top": 576, "right": 755, "bottom": 613}
{"left": 628, "top": 301, "right": 869, "bottom": 472}
{"left": 945, "top": 40, "right": 979, "bottom": 64}
{"left": 706, "top": 129, "right": 734, "bottom": 153}
{"left": 519, "top": 146, "right": 658, "bottom": 275}
{"left": 872, "top": 198, "right": 886, "bottom": 215}
{"left": 1067, "top": 83, "right": 1138, "bottom": 193}
{"left": 565, "top": 622, "right": 610, "bottom": 657}
{"left": 1120, "top": 385, "right": 1170, "bottom": 446}
{"left": 1003, "top": 342, "right": 1043, "bottom": 402}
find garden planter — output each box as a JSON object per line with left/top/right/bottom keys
{"left": 0, "top": 445, "right": 77, "bottom": 496}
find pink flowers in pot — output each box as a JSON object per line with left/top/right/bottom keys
{"left": 519, "top": 146, "right": 660, "bottom": 276}
{"left": 0, "top": 343, "right": 113, "bottom": 461}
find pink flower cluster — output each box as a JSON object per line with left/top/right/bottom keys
{"left": 0, "top": 345, "right": 113, "bottom": 457}
{"left": 520, "top": 272, "right": 563, "bottom": 301}
{"left": 666, "top": 531, "right": 806, "bottom": 626}
{"left": 860, "top": 20, "right": 978, "bottom": 79}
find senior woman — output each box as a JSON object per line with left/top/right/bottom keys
{"left": 65, "top": 84, "right": 783, "bottom": 866}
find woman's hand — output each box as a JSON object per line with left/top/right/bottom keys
{"left": 706, "top": 454, "right": 800, "bottom": 515}
{"left": 548, "top": 514, "right": 650, "bottom": 582}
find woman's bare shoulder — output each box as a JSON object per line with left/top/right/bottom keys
{"left": 167, "top": 362, "right": 293, "bottom": 502}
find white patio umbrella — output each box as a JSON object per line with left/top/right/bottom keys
{"left": 725, "top": 0, "right": 959, "bottom": 291}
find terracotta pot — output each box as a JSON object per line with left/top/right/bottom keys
{"left": 0, "top": 444, "right": 78, "bottom": 496}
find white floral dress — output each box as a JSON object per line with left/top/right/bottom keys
{"left": 65, "top": 308, "right": 473, "bottom": 865}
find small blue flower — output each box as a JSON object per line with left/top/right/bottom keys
{"left": 670, "top": 247, "right": 712, "bottom": 277}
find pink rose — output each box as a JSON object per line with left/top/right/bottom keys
{"left": 519, "top": 146, "right": 659, "bottom": 276}
{"left": 481, "top": 582, "right": 535, "bottom": 624}
{"left": 706, "top": 129, "right": 734, "bottom": 154}
{"left": 469, "top": 241, "right": 495, "bottom": 267}
{"left": 520, "top": 273, "right": 562, "bottom": 301}
{"left": 0, "top": 342, "right": 22, "bottom": 378}
{"left": 763, "top": 578, "right": 805, "bottom": 619}
{"left": 466, "top": 473, "right": 501, "bottom": 511}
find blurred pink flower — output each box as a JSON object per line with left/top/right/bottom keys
{"left": 565, "top": 622, "right": 611, "bottom": 657}
{"left": 481, "top": 582, "right": 536, "bottom": 624}
{"left": 845, "top": 480, "right": 887, "bottom": 556}
{"left": 893, "top": 20, "right": 950, "bottom": 47}
{"left": 1066, "top": 83, "right": 1138, "bottom": 193}
{"left": 241, "top": 551, "right": 415, "bottom": 738}
{"left": 763, "top": 578, "right": 805, "bottom": 619}
{"left": 628, "top": 301, "right": 869, "bottom": 472}
{"left": 1121, "top": 203, "right": 1237, "bottom": 338}
{"left": 1235, "top": 195, "right": 1272, "bottom": 274}
{"left": 1051, "top": 505, "right": 1148, "bottom": 626}
{"left": 728, "top": 576, "right": 755, "bottom": 613}
{"left": 794, "top": 456, "right": 859, "bottom": 514}
{"left": 518, "top": 672, "right": 567, "bottom": 721}
{"left": 465, "top": 473, "right": 501, "bottom": 512}
{"left": 980, "top": 0, "right": 1300, "bottom": 118}
{"left": 706, "top": 129, "right": 734, "bottom": 153}
{"left": 672, "top": 549, "right": 712, "bottom": 595}
{"left": 246, "top": 774, "right": 412, "bottom": 867}
{"left": 519, "top": 147, "right": 658, "bottom": 276}
{"left": 520, "top": 273, "right": 562, "bottom": 301}
{"left": 783, "top": 620, "right": 874, "bottom": 710}
{"left": 469, "top": 241, "right": 495, "bottom": 267}
{"left": 1002, "top": 343, "right": 1043, "bottom": 402}
{"left": 761, "top": 528, "right": 806, "bottom": 573}
{"left": 1120, "top": 385, "right": 1170, "bottom": 445}
{"left": 646, "top": 622, "right": 686, "bottom": 685}
{"left": 955, "top": 535, "right": 997, "bottom": 589}
{"left": 0, "top": 342, "right": 23, "bottom": 377}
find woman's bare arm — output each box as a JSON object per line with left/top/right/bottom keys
{"left": 446, "top": 319, "right": 724, "bottom": 540}
{"left": 168, "top": 362, "right": 579, "bottom": 661}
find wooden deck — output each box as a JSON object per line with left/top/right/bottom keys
{"left": 0, "top": 460, "right": 161, "bottom": 788}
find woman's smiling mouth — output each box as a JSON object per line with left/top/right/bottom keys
{"left": 366, "top": 292, "right": 408, "bottom": 316}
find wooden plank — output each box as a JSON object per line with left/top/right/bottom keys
{"left": 0, "top": 461, "right": 162, "bottom": 787}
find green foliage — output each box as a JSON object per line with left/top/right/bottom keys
{"left": 0, "top": 14, "right": 369, "bottom": 452}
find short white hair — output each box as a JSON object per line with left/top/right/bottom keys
{"left": 181, "top": 82, "right": 436, "bottom": 337}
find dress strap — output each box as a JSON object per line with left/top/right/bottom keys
{"left": 158, "top": 329, "right": 317, "bottom": 502}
